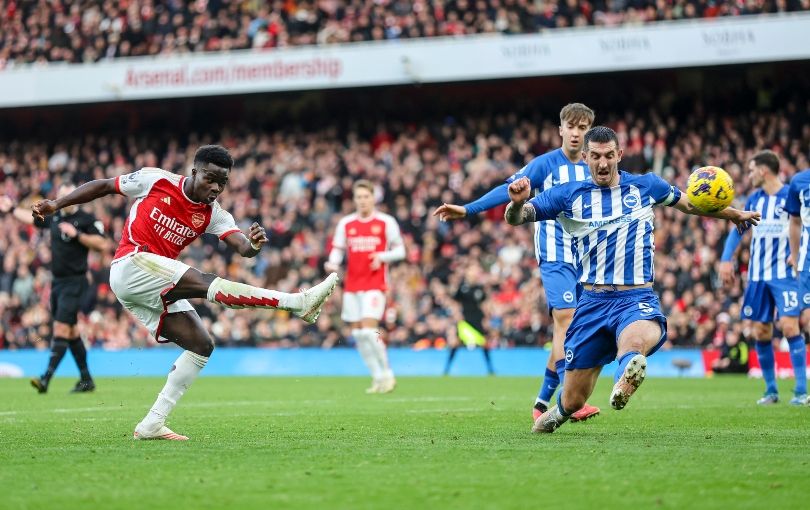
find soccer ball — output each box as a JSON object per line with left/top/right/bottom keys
{"left": 686, "top": 166, "right": 735, "bottom": 213}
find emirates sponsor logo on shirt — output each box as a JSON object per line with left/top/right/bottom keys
{"left": 348, "top": 236, "right": 382, "bottom": 252}
{"left": 191, "top": 212, "right": 205, "bottom": 229}
{"left": 149, "top": 206, "right": 199, "bottom": 245}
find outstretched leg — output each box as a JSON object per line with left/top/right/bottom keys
{"left": 533, "top": 367, "right": 600, "bottom": 433}
{"left": 165, "top": 268, "right": 338, "bottom": 324}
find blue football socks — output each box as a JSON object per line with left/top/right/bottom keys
{"left": 615, "top": 351, "right": 641, "bottom": 383}
{"left": 787, "top": 335, "right": 807, "bottom": 396}
{"left": 536, "top": 367, "right": 559, "bottom": 404}
{"left": 555, "top": 359, "right": 566, "bottom": 385}
{"left": 556, "top": 390, "right": 571, "bottom": 417}
{"left": 755, "top": 341, "right": 778, "bottom": 395}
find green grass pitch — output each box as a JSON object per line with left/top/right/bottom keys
{"left": 1, "top": 376, "right": 807, "bottom": 510}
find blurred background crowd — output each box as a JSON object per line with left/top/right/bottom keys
{"left": 1, "top": 0, "right": 809, "bottom": 66}
{"left": 1, "top": 66, "right": 808, "bottom": 353}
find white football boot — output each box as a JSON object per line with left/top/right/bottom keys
{"left": 295, "top": 273, "right": 339, "bottom": 324}
{"left": 610, "top": 354, "right": 647, "bottom": 410}
{"left": 133, "top": 422, "right": 189, "bottom": 441}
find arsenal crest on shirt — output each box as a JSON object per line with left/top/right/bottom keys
{"left": 191, "top": 213, "right": 205, "bottom": 229}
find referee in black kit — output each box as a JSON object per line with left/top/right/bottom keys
{"left": 1, "top": 184, "right": 109, "bottom": 393}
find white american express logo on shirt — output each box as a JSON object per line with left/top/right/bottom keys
{"left": 754, "top": 220, "right": 788, "bottom": 237}
{"left": 587, "top": 216, "right": 635, "bottom": 229}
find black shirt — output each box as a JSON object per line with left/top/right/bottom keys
{"left": 34, "top": 209, "right": 104, "bottom": 278}
{"left": 455, "top": 282, "right": 486, "bottom": 332}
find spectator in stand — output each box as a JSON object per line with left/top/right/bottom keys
{"left": 1, "top": 0, "right": 809, "bottom": 67}
{"left": 711, "top": 327, "right": 750, "bottom": 374}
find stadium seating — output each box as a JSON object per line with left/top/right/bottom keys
{"left": 1, "top": 0, "right": 808, "bottom": 66}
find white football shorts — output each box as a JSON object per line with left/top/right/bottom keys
{"left": 109, "top": 252, "right": 195, "bottom": 342}
{"left": 341, "top": 290, "right": 386, "bottom": 322}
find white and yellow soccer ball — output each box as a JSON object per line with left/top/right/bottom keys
{"left": 686, "top": 166, "right": 735, "bottom": 213}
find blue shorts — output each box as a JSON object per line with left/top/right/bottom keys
{"left": 800, "top": 272, "right": 810, "bottom": 310}
{"left": 540, "top": 261, "right": 579, "bottom": 312}
{"left": 564, "top": 288, "right": 667, "bottom": 370}
{"left": 741, "top": 278, "right": 800, "bottom": 323}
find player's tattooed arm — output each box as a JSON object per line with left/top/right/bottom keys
{"left": 505, "top": 176, "right": 535, "bottom": 225}
{"left": 504, "top": 202, "right": 536, "bottom": 225}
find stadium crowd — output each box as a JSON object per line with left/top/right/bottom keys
{"left": 1, "top": 0, "right": 808, "bottom": 66}
{"left": 1, "top": 92, "right": 809, "bottom": 352}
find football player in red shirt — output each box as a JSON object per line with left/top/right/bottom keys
{"left": 33, "top": 145, "right": 338, "bottom": 440}
{"left": 325, "top": 180, "right": 405, "bottom": 393}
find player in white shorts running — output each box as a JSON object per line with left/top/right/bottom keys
{"left": 32, "top": 145, "right": 339, "bottom": 441}
{"left": 325, "top": 180, "right": 405, "bottom": 393}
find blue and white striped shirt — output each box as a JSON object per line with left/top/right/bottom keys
{"left": 785, "top": 171, "right": 810, "bottom": 272}
{"left": 527, "top": 171, "right": 680, "bottom": 285}
{"left": 723, "top": 186, "right": 793, "bottom": 282}
{"left": 506, "top": 149, "right": 590, "bottom": 264}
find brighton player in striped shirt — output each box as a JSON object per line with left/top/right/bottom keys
{"left": 506, "top": 126, "right": 759, "bottom": 433}
{"left": 433, "top": 103, "right": 600, "bottom": 422}
{"left": 786, "top": 163, "right": 810, "bottom": 406}
{"left": 721, "top": 150, "right": 807, "bottom": 405}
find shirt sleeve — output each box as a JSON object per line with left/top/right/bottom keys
{"left": 205, "top": 203, "right": 241, "bottom": 240}
{"left": 332, "top": 218, "right": 348, "bottom": 250}
{"left": 115, "top": 168, "right": 169, "bottom": 198}
{"left": 647, "top": 174, "right": 681, "bottom": 207}
{"left": 785, "top": 179, "right": 802, "bottom": 217}
{"left": 528, "top": 186, "right": 567, "bottom": 221}
{"left": 463, "top": 184, "right": 510, "bottom": 215}
{"left": 505, "top": 156, "right": 547, "bottom": 189}
{"left": 385, "top": 216, "right": 404, "bottom": 251}
{"left": 720, "top": 228, "right": 743, "bottom": 262}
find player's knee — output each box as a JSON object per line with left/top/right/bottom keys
{"left": 780, "top": 318, "right": 800, "bottom": 338}
{"left": 751, "top": 322, "right": 772, "bottom": 340}
{"left": 189, "top": 336, "right": 215, "bottom": 357}
{"left": 552, "top": 308, "right": 574, "bottom": 328}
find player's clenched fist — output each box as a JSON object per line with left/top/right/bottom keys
{"left": 32, "top": 199, "right": 58, "bottom": 221}
{"left": 248, "top": 222, "right": 268, "bottom": 249}
{"left": 508, "top": 177, "right": 531, "bottom": 203}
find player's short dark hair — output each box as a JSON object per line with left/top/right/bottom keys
{"left": 584, "top": 126, "right": 619, "bottom": 150}
{"left": 194, "top": 145, "right": 234, "bottom": 170}
{"left": 560, "top": 103, "right": 595, "bottom": 126}
{"left": 751, "top": 150, "right": 780, "bottom": 174}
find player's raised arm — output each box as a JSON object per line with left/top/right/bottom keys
{"left": 505, "top": 176, "right": 569, "bottom": 226}
{"left": 672, "top": 195, "right": 760, "bottom": 233}
{"left": 433, "top": 184, "right": 510, "bottom": 221}
{"left": 505, "top": 177, "right": 535, "bottom": 225}
{"left": 31, "top": 178, "right": 118, "bottom": 221}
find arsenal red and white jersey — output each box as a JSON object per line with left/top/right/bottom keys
{"left": 332, "top": 211, "right": 403, "bottom": 292}
{"left": 113, "top": 168, "right": 241, "bottom": 260}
